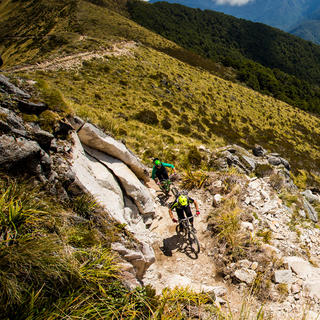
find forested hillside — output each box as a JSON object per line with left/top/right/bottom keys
{"left": 150, "top": 0, "right": 320, "bottom": 44}
{"left": 128, "top": 0, "right": 320, "bottom": 113}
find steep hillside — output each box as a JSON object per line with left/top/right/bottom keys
{"left": 1, "top": 0, "right": 320, "bottom": 182}
{"left": 7, "top": 42, "right": 320, "bottom": 186}
{"left": 128, "top": 1, "right": 320, "bottom": 114}
{"left": 3, "top": 0, "right": 320, "bottom": 319}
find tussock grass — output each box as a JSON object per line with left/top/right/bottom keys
{"left": 0, "top": 175, "right": 48, "bottom": 246}
{"left": 21, "top": 43, "right": 320, "bottom": 187}
{"left": 71, "top": 193, "right": 97, "bottom": 219}
{"left": 180, "top": 169, "right": 209, "bottom": 190}
{"left": 208, "top": 197, "right": 244, "bottom": 251}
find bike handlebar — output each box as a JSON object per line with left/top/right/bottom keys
{"left": 175, "top": 214, "right": 198, "bottom": 223}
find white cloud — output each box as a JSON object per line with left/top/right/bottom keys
{"left": 214, "top": 0, "right": 254, "bottom": 6}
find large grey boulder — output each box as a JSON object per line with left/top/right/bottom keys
{"left": 252, "top": 144, "right": 266, "bottom": 157}
{"left": 70, "top": 134, "right": 126, "bottom": 224}
{"left": 0, "top": 135, "right": 41, "bottom": 170}
{"left": 0, "top": 106, "right": 26, "bottom": 131}
{"left": 78, "top": 123, "right": 149, "bottom": 182}
{"left": 268, "top": 156, "right": 282, "bottom": 166}
{"left": 304, "top": 280, "right": 320, "bottom": 300}
{"left": 0, "top": 75, "right": 31, "bottom": 99}
{"left": 17, "top": 100, "right": 47, "bottom": 115}
{"left": 85, "top": 146, "right": 155, "bottom": 215}
{"left": 302, "top": 190, "right": 320, "bottom": 204}
{"left": 33, "top": 129, "right": 54, "bottom": 150}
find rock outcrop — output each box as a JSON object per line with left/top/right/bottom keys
{"left": 0, "top": 75, "right": 156, "bottom": 285}
{"left": 78, "top": 123, "right": 149, "bottom": 182}
{"left": 84, "top": 146, "right": 155, "bottom": 215}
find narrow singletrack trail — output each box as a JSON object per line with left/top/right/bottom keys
{"left": 144, "top": 185, "right": 228, "bottom": 296}
{"left": 7, "top": 41, "right": 137, "bottom": 73}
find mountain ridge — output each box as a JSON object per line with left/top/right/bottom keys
{"left": 150, "top": 0, "right": 320, "bottom": 44}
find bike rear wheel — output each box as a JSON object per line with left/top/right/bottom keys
{"left": 171, "top": 186, "right": 179, "bottom": 197}
{"left": 160, "top": 180, "right": 171, "bottom": 195}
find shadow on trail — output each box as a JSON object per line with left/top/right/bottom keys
{"left": 157, "top": 192, "right": 170, "bottom": 206}
{"left": 160, "top": 234, "right": 199, "bottom": 260}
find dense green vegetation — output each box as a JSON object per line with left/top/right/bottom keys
{"left": 127, "top": 1, "right": 320, "bottom": 113}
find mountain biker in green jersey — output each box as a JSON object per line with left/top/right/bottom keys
{"left": 169, "top": 194, "right": 200, "bottom": 230}
{"left": 151, "top": 158, "right": 176, "bottom": 186}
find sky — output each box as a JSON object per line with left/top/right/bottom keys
{"left": 214, "top": 0, "right": 253, "bottom": 5}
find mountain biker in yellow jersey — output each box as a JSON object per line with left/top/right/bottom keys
{"left": 151, "top": 158, "right": 176, "bottom": 186}
{"left": 169, "top": 194, "right": 200, "bottom": 231}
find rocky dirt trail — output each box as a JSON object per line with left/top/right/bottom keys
{"left": 144, "top": 182, "right": 242, "bottom": 312}
{"left": 8, "top": 40, "right": 137, "bottom": 73}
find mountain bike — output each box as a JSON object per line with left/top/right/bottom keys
{"left": 175, "top": 215, "right": 200, "bottom": 254}
{"left": 158, "top": 174, "right": 179, "bottom": 197}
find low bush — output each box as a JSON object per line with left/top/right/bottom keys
{"left": 161, "top": 118, "right": 171, "bottom": 129}
{"left": 187, "top": 145, "right": 202, "bottom": 168}
{"left": 177, "top": 125, "right": 191, "bottom": 135}
{"left": 135, "top": 109, "right": 159, "bottom": 125}
{"left": 180, "top": 169, "right": 208, "bottom": 190}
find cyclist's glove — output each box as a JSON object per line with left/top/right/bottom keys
{"left": 172, "top": 218, "right": 178, "bottom": 223}
{"left": 196, "top": 211, "right": 200, "bottom": 216}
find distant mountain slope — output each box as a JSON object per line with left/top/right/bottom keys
{"left": 149, "top": 0, "right": 312, "bottom": 30}
{"left": 128, "top": 0, "right": 320, "bottom": 113}
{"left": 290, "top": 20, "right": 320, "bottom": 44}
{"left": 150, "top": 0, "right": 320, "bottom": 43}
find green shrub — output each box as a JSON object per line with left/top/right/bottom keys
{"left": 67, "top": 225, "right": 99, "bottom": 248}
{"left": 0, "top": 176, "right": 47, "bottom": 246}
{"left": 180, "top": 169, "right": 208, "bottom": 190}
{"left": 256, "top": 229, "right": 272, "bottom": 244}
{"left": 187, "top": 145, "right": 202, "bottom": 167}
{"left": 162, "top": 101, "right": 173, "bottom": 108}
{"left": 135, "top": 109, "right": 159, "bottom": 125}
{"left": 37, "top": 80, "right": 72, "bottom": 115}
{"left": 0, "top": 238, "right": 79, "bottom": 319}
{"left": 161, "top": 118, "right": 171, "bottom": 129}
{"left": 38, "top": 110, "right": 61, "bottom": 132}
{"left": 291, "top": 169, "right": 308, "bottom": 189}
{"left": 22, "top": 113, "right": 38, "bottom": 123}
{"left": 177, "top": 125, "right": 191, "bottom": 135}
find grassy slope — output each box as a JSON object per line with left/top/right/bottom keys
{"left": 0, "top": 0, "right": 177, "bottom": 66}
{"left": 2, "top": 0, "right": 320, "bottom": 182}
{"left": 30, "top": 44, "right": 320, "bottom": 178}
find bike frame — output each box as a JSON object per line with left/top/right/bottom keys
{"left": 177, "top": 214, "right": 197, "bottom": 228}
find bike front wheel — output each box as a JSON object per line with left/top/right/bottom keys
{"left": 188, "top": 230, "right": 200, "bottom": 254}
